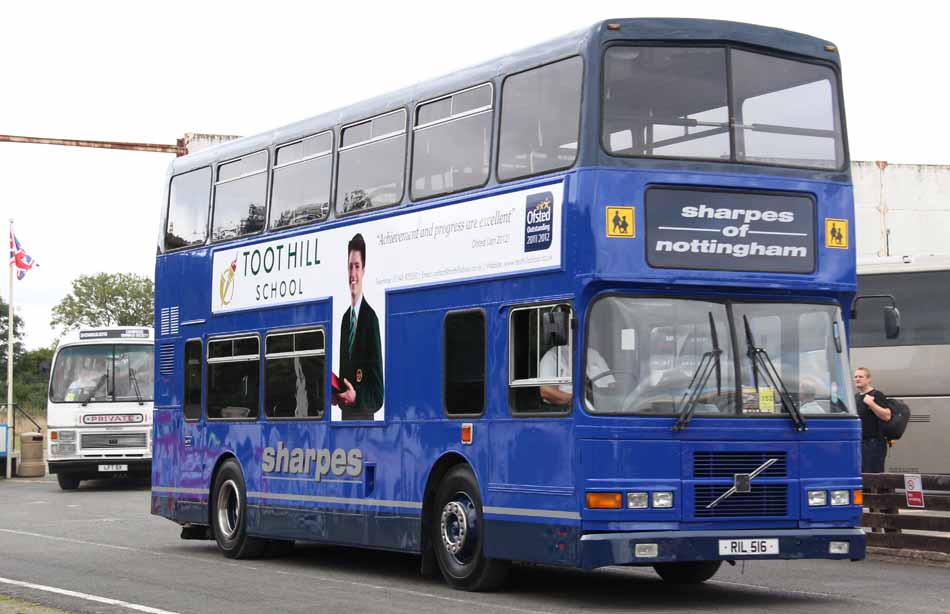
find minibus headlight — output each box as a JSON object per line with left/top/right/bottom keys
{"left": 652, "top": 492, "right": 674, "bottom": 508}
{"left": 830, "top": 490, "right": 850, "bottom": 506}
{"left": 50, "top": 443, "right": 76, "bottom": 457}
{"left": 808, "top": 490, "right": 828, "bottom": 506}
{"left": 53, "top": 430, "right": 75, "bottom": 442}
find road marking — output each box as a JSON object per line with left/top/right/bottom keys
{"left": 0, "top": 575, "right": 181, "bottom": 614}
{"left": 0, "top": 528, "right": 549, "bottom": 614}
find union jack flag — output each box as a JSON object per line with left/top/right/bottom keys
{"left": 9, "top": 225, "right": 37, "bottom": 280}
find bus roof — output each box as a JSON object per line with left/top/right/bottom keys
{"left": 167, "top": 18, "right": 839, "bottom": 177}
{"left": 58, "top": 327, "right": 154, "bottom": 347}
{"left": 857, "top": 253, "right": 950, "bottom": 274}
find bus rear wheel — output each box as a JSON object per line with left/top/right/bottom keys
{"left": 653, "top": 561, "right": 722, "bottom": 584}
{"left": 211, "top": 459, "right": 267, "bottom": 559}
{"left": 431, "top": 465, "right": 509, "bottom": 591}
{"left": 57, "top": 474, "right": 80, "bottom": 491}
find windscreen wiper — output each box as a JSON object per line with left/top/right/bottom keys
{"left": 742, "top": 315, "right": 807, "bottom": 432}
{"left": 80, "top": 374, "right": 108, "bottom": 407}
{"left": 128, "top": 367, "right": 144, "bottom": 406}
{"left": 672, "top": 312, "right": 723, "bottom": 432}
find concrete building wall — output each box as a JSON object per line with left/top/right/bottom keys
{"left": 853, "top": 161, "right": 950, "bottom": 257}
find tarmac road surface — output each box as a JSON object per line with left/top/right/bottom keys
{"left": 0, "top": 476, "right": 947, "bottom": 614}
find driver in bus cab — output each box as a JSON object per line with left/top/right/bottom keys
{"left": 333, "top": 233, "right": 384, "bottom": 420}
{"left": 540, "top": 343, "right": 613, "bottom": 406}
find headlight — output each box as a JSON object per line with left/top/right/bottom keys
{"left": 808, "top": 490, "right": 828, "bottom": 506}
{"left": 627, "top": 492, "right": 648, "bottom": 509}
{"left": 652, "top": 491, "right": 674, "bottom": 508}
{"left": 830, "top": 490, "right": 850, "bottom": 506}
{"left": 50, "top": 443, "right": 76, "bottom": 457}
{"left": 52, "top": 430, "right": 76, "bottom": 442}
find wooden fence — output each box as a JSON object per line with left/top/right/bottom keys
{"left": 862, "top": 473, "right": 950, "bottom": 554}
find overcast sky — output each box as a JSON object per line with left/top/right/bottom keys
{"left": 2, "top": 1, "right": 947, "bottom": 350}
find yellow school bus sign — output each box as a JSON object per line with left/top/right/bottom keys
{"left": 607, "top": 206, "right": 635, "bottom": 238}
{"left": 825, "top": 218, "right": 848, "bottom": 249}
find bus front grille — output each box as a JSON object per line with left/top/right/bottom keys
{"left": 80, "top": 433, "right": 147, "bottom": 449}
{"left": 693, "top": 451, "right": 788, "bottom": 478}
{"left": 693, "top": 484, "right": 788, "bottom": 517}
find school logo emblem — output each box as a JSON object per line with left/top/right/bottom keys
{"left": 524, "top": 192, "right": 554, "bottom": 253}
{"left": 219, "top": 254, "right": 238, "bottom": 305}
{"left": 356, "top": 369, "right": 363, "bottom": 383}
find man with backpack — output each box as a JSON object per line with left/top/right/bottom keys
{"left": 854, "top": 367, "right": 892, "bottom": 473}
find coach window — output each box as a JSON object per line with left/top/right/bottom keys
{"left": 444, "top": 311, "right": 486, "bottom": 416}
{"left": 508, "top": 304, "right": 574, "bottom": 414}
{"left": 498, "top": 57, "right": 582, "bottom": 181}
{"left": 337, "top": 109, "right": 406, "bottom": 214}
{"left": 183, "top": 340, "right": 202, "bottom": 421}
{"left": 270, "top": 132, "right": 333, "bottom": 229}
{"left": 206, "top": 336, "right": 260, "bottom": 420}
{"left": 166, "top": 167, "right": 211, "bottom": 250}
{"left": 412, "top": 84, "right": 492, "bottom": 200}
{"left": 265, "top": 329, "right": 326, "bottom": 419}
{"left": 211, "top": 151, "right": 268, "bottom": 242}
{"left": 853, "top": 271, "right": 950, "bottom": 347}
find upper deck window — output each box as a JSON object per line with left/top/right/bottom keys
{"left": 166, "top": 167, "right": 211, "bottom": 251}
{"left": 212, "top": 151, "right": 268, "bottom": 242}
{"left": 412, "top": 84, "right": 493, "bottom": 200}
{"left": 337, "top": 110, "right": 407, "bottom": 214}
{"left": 603, "top": 46, "right": 845, "bottom": 170}
{"left": 498, "top": 57, "right": 583, "bottom": 182}
{"left": 270, "top": 132, "right": 332, "bottom": 229}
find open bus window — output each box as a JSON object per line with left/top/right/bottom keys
{"left": 508, "top": 304, "right": 574, "bottom": 414}
{"left": 412, "top": 84, "right": 492, "bottom": 200}
{"left": 165, "top": 167, "right": 211, "bottom": 251}
{"left": 270, "top": 132, "right": 332, "bottom": 229}
{"left": 444, "top": 311, "right": 486, "bottom": 416}
{"left": 264, "top": 329, "right": 326, "bottom": 419}
{"left": 207, "top": 336, "right": 260, "bottom": 420}
{"left": 498, "top": 57, "right": 582, "bottom": 181}
{"left": 337, "top": 110, "right": 407, "bottom": 214}
{"left": 212, "top": 151, "right": 267, "bottom": 242}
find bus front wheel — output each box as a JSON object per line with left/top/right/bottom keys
{"left": 57, "top": 474, "right": 80, "bottom": 490}
{"left": 653, "top": 561, "right": 722, "bottom": 584}
{"left": 431, "top": 465, "right": 509, "bottom": 591}
{"left": 211, "top": 459, "right": 267, "bottom": 559}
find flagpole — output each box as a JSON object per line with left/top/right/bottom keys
{"left": 6, "top": 219, "right": 13, "bottom": 479}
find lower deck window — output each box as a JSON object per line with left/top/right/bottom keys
{"left": 207, "top": 336, "right": 260, "bottom": 419}
{"left": 265, "top": 329, "right": 326, "bottom": 418}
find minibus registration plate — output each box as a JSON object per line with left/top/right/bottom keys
{"left": 99, "top": 464, "right": 128, "bottom": 472}
{"left": 718, "top": 538, "right": 778, "bottom": 555}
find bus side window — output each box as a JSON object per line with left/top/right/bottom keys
{"left": 184, "top": 340, "right": 202, "bottom": 421}
{"left": 212, "top": 151, "right": 267, "bottom": 242}
{"left": 207, "top": 336, "right": 260, "bottom": 420}
{"left": 412, "top": 83, "right": 493, "bottom": 201}
{"left": 264, "top": 329, "right": 326, "bottom": 419}
{"left": 337, "top": 109, "right": 407, "bottom": 214}
{"left": 166, "top": 167, "right": 211, "bottom": 251}
{"left": 270, "top": 132, "right": 332, "bottom": 229}
{"left": 508, "top": 304, "right": 573, "bottom": 414}
{"left": 444, "top": 311, "right": 486, "bottom": 416}
{"left": 498, "top": 57, "right": 582, "bottom": 182}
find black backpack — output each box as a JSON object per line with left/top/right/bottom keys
{"left": 880, "top": 398, "right": 911, "bottom": 440}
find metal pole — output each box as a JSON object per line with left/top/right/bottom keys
{"left": 0, "top": 134, "right": 184, "bottom": 156}
{"left": 6, "top": 219, "right": 13, "bottom": 479}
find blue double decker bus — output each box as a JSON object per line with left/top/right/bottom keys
{"left": 152, "top": 18, "right": 866, "bottom": 590}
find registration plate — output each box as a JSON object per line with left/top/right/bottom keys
{"left": 718, "top": 538, "right": 779, "bottom": 556}
{"left": 98, "top": 464, "right": 128, "bottom": 472}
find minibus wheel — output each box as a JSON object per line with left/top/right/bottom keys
{"left": 57, "top": 474, "right": 80, "bottom": 491}
{"left": 210, "top": 459, "right": 266, "bottom": 559}
{"left": 431, "top": 465, "right": 509, "bottom": 591}
{"left": 653, "top": 561, "right": 722, "bottom": 584}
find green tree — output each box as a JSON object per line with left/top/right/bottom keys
{"left": 51, "top": 273, "right": 154, "bottom": 332}
{"left": 0, "top": 296, "right": 26, "bottom": 375}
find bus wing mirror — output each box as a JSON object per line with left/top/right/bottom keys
{"left": 884, "top": 305, "right": 901, "bottom": 339}
{"left": 542, "top": 309, "right": 570, "bottom": 347}
{"left": 40, "top": 361, "right": 51, "bottom": 376}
